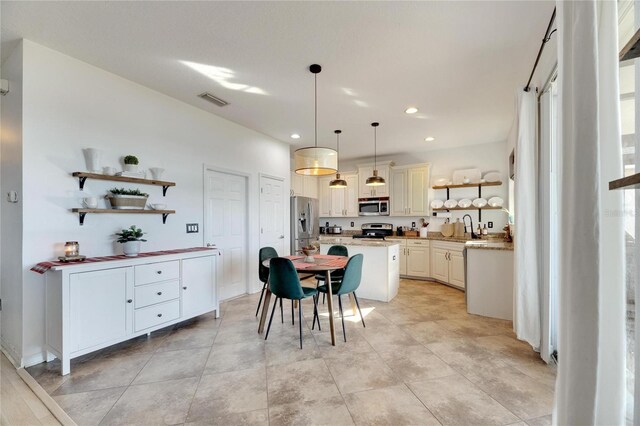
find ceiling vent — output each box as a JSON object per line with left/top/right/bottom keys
{"left": 198, "top": 92, "right": 229, "bottom": 107}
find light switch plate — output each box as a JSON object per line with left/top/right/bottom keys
{"left": 186, "top": 223, "right": 199, "bottom": 233}
{"left": 488, "top": 222, "right": 493, "bottom": 229}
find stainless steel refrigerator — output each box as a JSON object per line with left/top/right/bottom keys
{"left": 290, "top": 196, "right": 319, "bottom": 255}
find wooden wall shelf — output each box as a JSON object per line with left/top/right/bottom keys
{"left": 609, "top": 173, "right": 640, "bottom": 190}
{"left": 432, "top": 181, "right": 503, "bottom": 221}
{"left": 72, "top": 172, "right": 176, "bottom": 196}
{"left": 71, "top": 208, "right": 176, "bottom": 226}
{"left": 432, "top": 181, "right": 502, "bottom": 190}
{"left": 432, "top": 206, "right": 502, "bottom": 212}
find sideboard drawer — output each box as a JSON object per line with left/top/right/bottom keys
{"left": 134, "top": 280, "right": 180, "bottom": 309}
{"left": 135, "top": 299, "right": 180, "bottom": 332}
{"left": 135, "top": 261, "right": 180, "bottom": 285}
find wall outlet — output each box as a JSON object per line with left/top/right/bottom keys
{"left": 186, "top": 223, "right": 199, "bottom": 233}
{"left": 488, "top": 222, "right": 493, "bottom": 229}
{"left": 411, "top": 222, "right": 416, "bottom": 228}
{"left": 350, "top": 221, "right": 354, "bottom": 227}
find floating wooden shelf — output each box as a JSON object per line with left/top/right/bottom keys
{"left": 620, "top": 28, "right": 640, "bottom": 62}
{"left": 432, "top": 181, "right": 502, "bottom": 190}
{"left": 432, "top": 206, "right": 503, "bottom": 212}
{"left": 72, "top": 172, "right": 176, "bottom": 196}
{"left": 609, "top": 173, "right": 640, "bottom": 190}
{"left": 71, "top": 208, "right": 176, "bottom": 226}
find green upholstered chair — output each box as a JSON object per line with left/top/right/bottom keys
{"left": 265, "top": 257, "right": 320, "bottom": 348}
{"left": 316, "top": 254, "right": 365, "bottom": 342}
{"left": 315, "top": 245, "right": 348, "bottom": 304}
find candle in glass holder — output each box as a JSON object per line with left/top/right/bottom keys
{"left": 64, "top": 241, "right": 79, "bottom": 257}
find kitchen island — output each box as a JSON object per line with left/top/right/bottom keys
{"left": 319, "top": 237, "right": 400, "bottom": 302}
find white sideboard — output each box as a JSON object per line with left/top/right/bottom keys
{"left": 44, "top": 250, "right": 220, "bottom": 375}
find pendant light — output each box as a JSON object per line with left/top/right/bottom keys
{"left": 366, "top": 122, "right": 386, "bottom": 186}
{"left": 329, "top": 130, "right": 347, "bottom": 188}
{"left": 294, "top": 64, "right": 338, "bottom": 176}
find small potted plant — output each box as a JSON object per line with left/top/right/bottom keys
{"left": 106, "top": 188, "right": 149, "bottom": 209}
{"left": 123, "top": 155, "right": 140, "bottom": 172}
{"left": 115, "top": 225, "right": 147, "bottom": 257}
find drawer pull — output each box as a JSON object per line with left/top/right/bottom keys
{"left": 127, "top": 299, "right": 133, "bottom": 303}
{"left": 157, "top": 291, "right": 163, "bottom": 296}
{"left": 157, "top": 313, "right": 163, "bottom": 317}
{"left": 156, "top": 271, "right": 162, "bottom": 274}
{"left": 183, "top": 286, "right": 187, "bottom": 290}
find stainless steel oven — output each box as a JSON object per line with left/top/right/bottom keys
{"left": 358, "top": 197, "right": 390, "bottom": 216}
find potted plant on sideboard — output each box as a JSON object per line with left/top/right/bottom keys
{"left": 115, "top": 225, "right": 147, "bottom": 257}
{"left": 106, "top": 188, "right": 149, "bottom": 209}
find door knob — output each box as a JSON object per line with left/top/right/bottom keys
{"left": 279, "top": 235, "right": 285, "bottom": 239}
{"left": 157, "top": 313, "right": 163, "bottom": 317}
{"left": 156, "top": 270, "right": 162, "bottom": 274}
{"left": 127, "top": 299, "right": 133, "bottom": 303}
{"left": 157, "top": 291, "right": 163, "bottom": 296}
{"left": 183, "top": 286, "right": 187, "bottom": 290}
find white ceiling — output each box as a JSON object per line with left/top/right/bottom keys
{"left": 1, "top": 1, "right": 554, "bottom": 160}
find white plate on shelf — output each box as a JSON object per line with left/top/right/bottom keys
{"left": 472, "top": 198, "right": 488, "bottom": 208}
{"left": 444, "top": 199, "right": 458, "bottom": 209}
{"left": 488, "top": 197, "right": 504, "bottom": 207}
{"left": 452, "top": 168, "right": 481, "bottom": 185}
{"left": 431, "top": 199, "right": 444, "bottom": 209}
{"left": 484, "top": 172, "right": 501, "bottom": 183}
{"left": 433, "top": 177, "right": 449, "bottom": 187}
{"left": 458, "top": 199, "right": 472, "bottom": 208}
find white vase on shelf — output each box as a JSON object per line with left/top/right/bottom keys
{"left": 83, "top": 148, "right": 101, "bottom": 172}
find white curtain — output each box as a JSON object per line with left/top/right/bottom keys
{"left": 514, "top": 90, "right": 541, "bottom": 350}
{"left": 555, "top": 1, "right": 626, "bottom": 424}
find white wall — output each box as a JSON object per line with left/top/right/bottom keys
{"left": 0, "top": 41, "right": 24, "bottom": 364}
{"left": 13, "top": 40, "right": 291, "bottom": 366}
{"left": 323, "top": 141, "right": 509, "bottom": 233}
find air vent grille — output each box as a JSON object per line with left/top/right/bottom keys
{"left": 198, "top": 92, "right": 229, "bottom": 107}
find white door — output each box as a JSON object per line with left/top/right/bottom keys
{"left": 448, "top": 250, "right": 466, "bottom": 289}
{"left": 344, "top": 174, "right": 359, "bottom": 217}
{"left": 205, "top": 169, "right": 247, "bottom": 300}
{"left": 390, "top": 169, "right": 407, "bottom": 216}
{"left": 182, "top": 256, "right": 216, "bottom": 317}
{"left": 406, "top": 246, "right": 429, "bottom": 278}
{"left": 431, "top": 248, "right": 449, "bottom": 282}
{"left": 260, "top": 175, "right": 285, "bottom": 255}
{"left": 318, "top": 176, "right": 332, "bottom": 217}
{"left": 408, "top": 167, "right": 428, "bottom": 216}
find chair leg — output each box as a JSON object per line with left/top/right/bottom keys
{"left": 280, "top": 298, "right": 283, "bottom": 323}
{"left": 312, "top": 294, "right": 321, "bottom": 331}
{"left": 353, "top": 292, "right": 366, "bottom": 328}
{"left": 323, "top": 293, "right": 326, "bottom": 305}
{"left": 291, "top": 300, "right": 295, "bottom": 325}
{"left": 338, "top": 295, "right": 346, "bottom": 342}
{"left": 298, "top": 299, "right": 303, "bottom": 349}
{"left": 265, "top": 297, "right": 279, "bottom": 341}
{"left": 255, "top": 282, "right": 266, "bottom": 317}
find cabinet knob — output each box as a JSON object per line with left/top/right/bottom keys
{"left": 156, "top": 271, "right": 162, "bottom": 274}
{"left": 157, "top": 291, "right": 162, "bottom": 296}
{"left": 127, "top": 299, "right": 133, "bottom": 303}
{"left": 157, "top": 313, "right": 163, "bottom": 317}
{"left": 183, "top": 286, "right": 187, "bottom": 290}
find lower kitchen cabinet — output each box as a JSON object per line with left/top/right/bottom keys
{"left": 182, "top": 256, "right": 217, "bottom": 318}
{"left": 430, "top": 241, "right": 466, "bottom": 289}
{"left": 394, "top": 239, "right": 430, "bottom": 278}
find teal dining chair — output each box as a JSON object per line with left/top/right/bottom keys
{"left": 265, "top": 257, "right": 320, "bottom": 349}
{"left": 257, "top": 247, "right": 292, "bottom": 323}
{"left": 315, "top": 254, "right": 365, "bottom": 342}
{"left": 315, "top": 245, "right": 348, "bottom": 304}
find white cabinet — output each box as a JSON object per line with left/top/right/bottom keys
{"left": 390, "top": 165, "right": 429, "bottom": 216}
{"left": 430, "top": 241, "right": 465, "bottom": 289}
{"left": 291, "top": 172, "right": 318, "bottom": 198}
{"left": 393, "top": 239, "right": 430, "bottom": 278}
{"left": 358, "top": 165, "right": 390, "bottom": 198}
{"left": 182, "top": 256, "right": 217, "bottom": 318}
{"left": 318, "top": 173, "right": 358, "bottom": 217}
{"left": 397, "top": 240, "right": 408, "bottom": 276}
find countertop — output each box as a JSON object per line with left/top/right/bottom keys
{"left": 318, "top": 237, "right": 401, "bottom": 247}
{"left": 465, "top": 241, "right": 514, "bottom": 251}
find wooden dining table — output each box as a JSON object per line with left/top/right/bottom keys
{"left": 258, "top": 254, "right": 350, "bottom": 346}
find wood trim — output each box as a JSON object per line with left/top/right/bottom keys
{"left": 72, "top": 172, "right": 176, "bottom": 187}
{"left": 16, "top": 367, "right": 77, "bottom": 426}
{"left": 620, "top": 28, "right": 640, "bottom": 62}
{"left": 432, "top": 181, "right": 502, "bottom": 190}
{"left": 609, "top": 173, "right": 640, "bottom": 190}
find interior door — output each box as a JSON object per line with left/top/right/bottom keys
{"left": 260, "top": 175, "right": 285, "bottom": 255}
{"left": 205, "top": 169, "right": 247, "bottom": 300}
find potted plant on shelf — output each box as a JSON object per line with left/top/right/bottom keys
{"left": 115, "top": 225, "right": 147, "bottom": 257}
{"left": 123, "top": 155, "right": 140, "bottom": 172}
{"left": 106, "top": 188, "right": 149, "bottom": 209}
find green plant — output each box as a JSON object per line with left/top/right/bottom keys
{"left": 123, "top": 155, "right": 139, "bottom": 165}
{"left": 115, "top": 225, "right": 147, "bottom": 243}
{"left": 109, "top": 187, "right": 149, "bottom": 197}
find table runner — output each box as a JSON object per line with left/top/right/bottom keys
{"left": 31, "top": 247, "right": 215, "bottom": 274}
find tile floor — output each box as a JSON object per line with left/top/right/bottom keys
{"left": 27, "top": 279, "right": 556, "bottom": 425}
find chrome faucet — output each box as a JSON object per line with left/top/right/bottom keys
{"left": 462, "top": 214, "right": 479, "bottom": 239}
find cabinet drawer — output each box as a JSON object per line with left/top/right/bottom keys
{"left": 407, "top": 239, "right": 429, "bottom": 247}
{"left": 135, "top": 299, "right": 180, "bottom": 332}
{"left": 135, "top": 261, "right": 180, "bottom": 285}
{"left": 134, "top": 280, "right": 180, "bottom": 309}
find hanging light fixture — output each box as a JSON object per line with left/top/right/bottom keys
{"left": 294, "top": 64, "right": 338, "bottom": 176}
{"left": 366, "top": 122, "right": 386, "bottom": 186}
{"left": 329, "top": 130, "right": 347, "bottom": 188}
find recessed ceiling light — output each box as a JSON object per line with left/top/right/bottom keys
{"left": 405, "top": 107, "right": 418, "bottom": 114}
{"left": 425, "top": 136, "right": 435, "bottom": 142}
{"left": 291, "top": 133, "right": 301, "bottom": 139}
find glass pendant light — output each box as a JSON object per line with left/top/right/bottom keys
{"left": 329, "top": 130, "right": 347, "bottom": 188}
{"left": 294, "top": 64, "right": 338, "bottom": 176}
{"left": 366, "top": 122, "right": 386, "bottom": 186}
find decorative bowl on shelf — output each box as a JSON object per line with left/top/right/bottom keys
{"left": 431, "top": 199, "right": 444, "bottom": 209}
{"left": 458, "top": 199, "right": 472, "bottom": 208}
{"left": 444, "top": 199, "right": 458, "bottom": 209}
{"left": 472, "top": 198, "right": 488, "bottom": 208}
{"left": 484, "top": 172, "right": 501, "bottom": 183}
{"left": 488, "top": 197, "right": 504, "bottom": 207}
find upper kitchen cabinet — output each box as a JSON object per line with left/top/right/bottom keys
{"left": 318, "top": 173, "right": 358, "bottom": 217}
{"left": 357, "top": 162, "right": 392, "bottom": 198}
{"left": 390, "top": 164, "right": 430, "bottom": 216}
{"left": 291, "top": 172, "right": 318, "bottom": 199}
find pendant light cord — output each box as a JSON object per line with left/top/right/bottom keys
{"left": 374, "top": 126, "right": 377, "bottom": 169}
{"left": 314, "top": 73, "right": 318, "bottom": 148}
{"left": 337, "top": 132, "right": 340, "bottom": 172}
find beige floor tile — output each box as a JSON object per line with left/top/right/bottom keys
{"left": 204, "top": 340, "right": 265, "bottom": 374}
{"left": 52, "top": 387, "right": 125, "bottom": 426}
{"left": 157, "top": 327, "right": 217, "bottom": 352}
{"left": 426, "top": 338, "right": 509, "bottom": 375}
{"left": 266, "top": 358, "right": 340, "bottom": 406}
{"left": 402, "top": 320, "right": 465, "bottom": 344}
{"left": 185, "top": 409, "right": 269, "bottom": 426}
{"left": 360, "top": 324, "right": 420, "bottom": 353}
{"left": 26, "top": 360, "right": 69, "bottom": 394}
{"left": 313, "top": 330, "right": 374, "bottom": 358}
{"left": 377, "top": 344, "right": 456, "bottom": 382}
{"left": 324, "top": 351, "right": 401, "bottom": 394}
{"left": 465, "top": 366, "right": 554, "bottom": 420}
{"left": 526, "top": 414, "right": 553, "bottom": 426}
{"left": 344, "top": 384, "right": 440, "bottom": 425}
{"left": 100, "top": 377, "right": 199, "bottom": 425}
{"left": 436, "top": 317, "right": 512, "bottom": 338}
{"left": 408, "top": 374, "right": 520, "bottom": 425}
{"left": 269, "top": 395, "right": 355, "bottom": 426}
{"left": 265, "top": 333, "right": 322, "bottom": 366}
{"left": 132, "top": 347, "right": 209, "bottom": 384}
{"left": 187, "top": 367, "right": 267, "bottom": 422}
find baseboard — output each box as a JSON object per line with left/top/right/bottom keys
{"left": 16, "top": 367, "right": 77, "bottom": 426}
{"left": 22, "top": 351, "right": 48, "bottom": 368}
{"left": 1, "top": 339, "right": 22, "bottom": 367}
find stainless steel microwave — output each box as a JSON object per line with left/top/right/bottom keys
{"left": 358, "top": 197, "right": 390, "bottom": 216}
